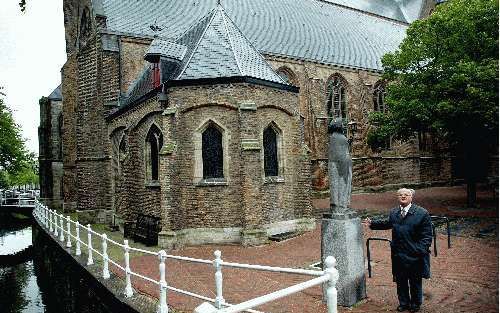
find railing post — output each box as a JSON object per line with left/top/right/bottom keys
{"left": 66, "top": 216, "right": 72, "bottom": 248}
{"left": 44, "top": 206, "right": 49, "bottom": 228}
{"left": 102, "top": 234, "right": 110, "bottom": 279}
{"left": 158, "top": 250, "right": 168, "bottom": 313}
{"left": 53, "top": 211, "right": 58, "bottom": 237}
{"left": 87, "top": 224, "right": 94, "bottom": 265}
{"left": 124, "top": 240, "right": 133, "bottom": 297}
{"left": 49, "top": 209, "right": 54, "bottom": 233}
{"left": 75, "top": 221, "right": 81, "bottom": 256}
{"left": 324, "top": 256, "right": 339, "bottom": 313}
{"left": 59, "top": 214, "right": 65, "bottom": 242}
{"left": 214, "top": 250, "right": 225, "bottom": 309}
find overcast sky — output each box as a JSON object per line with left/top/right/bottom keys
{"left": 0, "top": 0, "right": 66, "bottom": 154}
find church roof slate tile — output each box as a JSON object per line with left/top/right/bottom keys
{"left": 175, "top": 6, "right": 285, "bottom": 84}
{"left": 100, "top": 0, "right": 408, "bottom": 71}
{"left": 48, "top": 85, "right": 62, "bottom": 101}
{"left": 144, "top": 39, "right": 188, "bottom": 62}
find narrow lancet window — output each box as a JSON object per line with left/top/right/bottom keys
{"left": 145, "top": 125, "right": 163, "bottom": 181}
{"left": 327, "top": 75, "right": 348, "bottom": 121}
{"left": 373, "top": 82, "right": 386, "bottom": 112}
{"left": 263, "top": 126, "right": 279, "bottom": 177}
{"left": 202, "top": 124, "right": 223, "bottom": 179}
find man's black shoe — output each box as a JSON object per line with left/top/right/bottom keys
{"left": 410, "top": 305, "right": 420, "bottom": 312}
{"left": 397, "top": 305, "right": 409, "bottom": 312}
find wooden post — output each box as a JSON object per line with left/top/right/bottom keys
{"left": 59, "top": 214, "right": 65, "bottom": 242}
{"left": 87, "top": 224, "right": 94, "bottom": 265}
{"left": 102, "top": 234, "right": 110, "bottom": 279}
{"left": 324, "top": 256, "right": 339, "bottom": 313}
{"left": 124, "top": 240, "right": 133, "bottom": 297}
{"left": 54, "top": 211, "right": 58, "bottom": 237}
{"left": 66, "top": 216, "right": 72, "bottom": 248}
{"left": 214, "top": 250, "right": 225, "bottom": 309}
{"left": 49, "top": 209, "right": 54, "bottom": 233}
{"left": 158, "top": 250, "right": 168, "bottom": 313}
{"left": 75, "top": 221, "right": 81, "bottom": 256}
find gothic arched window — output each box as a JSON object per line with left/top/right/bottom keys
{"left": 373, "top": 82, "right": 386, "bottom": 112}
{"left": 277, "top": 67, "right": 298, "bottom": 86}
{"left": 145, "top": 125, "right": 163, "bottom": 181}
{"left": 326, "top": 75, "right": 348, "bottom": 121}
{"left": 202, "top": 123, "right": 224, "bottom": 179}
{"left": 263, "top": 126, "right": 279, "bottom": 177}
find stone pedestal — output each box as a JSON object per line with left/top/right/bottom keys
{"left": 321, "top": 213, "right": 366, "bottom": 306}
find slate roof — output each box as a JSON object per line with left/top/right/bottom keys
{"left": 144, "top": 39, "right": 187, "bottom": 62}
{"left": 323, "top": 0, "right": 425, "bottom": 23}
{"left": 175, "top": 6, "right": 286, "bottom": 83}
{"left": 48, "top": 85, "right": 62, "bottom": 101}
{"left": 99, "top": 0, "right": 408, "bottom": 71}
{"left": 120, "top": 6, "right": 286, "bottom": 107}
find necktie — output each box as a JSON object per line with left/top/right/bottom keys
{"left": 401, "top": 209, "right": 406, "bottom": 218}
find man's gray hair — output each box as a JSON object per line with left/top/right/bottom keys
{"left": 397, "top": 188, "right": 415, "bottom": 196}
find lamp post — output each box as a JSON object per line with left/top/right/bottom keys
{"left": 347, "top": 121, "right": 357, "bottom": 149}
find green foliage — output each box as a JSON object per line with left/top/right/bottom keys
{"left": 368, "top": 0, "right": 499, "bottom": 152}
{"left": 9, "top": 152, "right": 39, "bottom": 187}
{"left": 19, "top": 0, "right": 26, "bottom": 12}
{"left": 0, "top": 89, "right": 38, "bottom": 188}
{"left": 0, "top": 90, "right": 27, "bottom": 174}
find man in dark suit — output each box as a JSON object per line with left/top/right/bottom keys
{"left": 364, "top": 188, "right": 433, "bottom": 312}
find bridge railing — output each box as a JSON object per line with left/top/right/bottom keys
{"left": 33, "top": 201, "right": 339, "bottom": 313}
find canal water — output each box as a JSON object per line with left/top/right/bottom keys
{"left": 0, "top": 213, "right": 46, "bottom": 313}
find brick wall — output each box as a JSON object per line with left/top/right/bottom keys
{"left": 107, "top": 82, "right": 312, "bottom": 241}
{"left": 61, "top": 54, "right": 78, "bottom": 210}
{"left": 266, "top": 56, "right": 453, "bottom": 189}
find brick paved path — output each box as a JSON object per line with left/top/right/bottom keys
{"left": 124, "top": 185, "right": 498, "bottom": 313}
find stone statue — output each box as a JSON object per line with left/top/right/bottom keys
{"left": 321, "top": 118, "right": 365, "bottom": 307}
{"left": 328, "top": 118, "right": 352, "bottom": 215}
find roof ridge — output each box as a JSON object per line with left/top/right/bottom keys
{"left": 176, "top": 8, "right": 219, "bottom": 79}
{"left": 218, "top": 5, "right": 287, "bottom": 84}
{"left": 220, "top": 6, "right": 244, "bottom": 76}
{"left": 313, "top": 0, "right": 410, "bottom": 25}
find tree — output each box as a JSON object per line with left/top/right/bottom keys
{"left": 0, "top": 89, "right": 27, "bottom": 175}
{"left": 19, "top": 0, "right": 26, "bottom": 12}
{"left": 368, "top": 0, "right": 498, "bottom": 207}
{"left": 9, "top": 152, "right": 39, "bottom": 189}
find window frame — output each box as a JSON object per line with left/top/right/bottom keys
{"left": 145, "top": 124, "right": 163, "bottom": 184}
{"left": 194, "top": 119, "right": 229, "bottom": 186}
{"left": 326, "top": 75, "right": 348, "bottom": 123}
{"left": 261, "top": 122, "right": 285, "bottom": 183}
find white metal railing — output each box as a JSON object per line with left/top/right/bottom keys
{"left": 33, "top": 200, "right": 339, "bottom": 313}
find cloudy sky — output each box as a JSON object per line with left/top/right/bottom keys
{"left": 0, "top": 0, "right": 66, "bottom": 153}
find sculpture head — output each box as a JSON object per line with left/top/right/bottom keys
{"left": 328, "top": 117, "right": 344, "bottom": 134}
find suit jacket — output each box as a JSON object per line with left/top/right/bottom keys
{"left": 370, "top": 203, "right": 433, "bottom": 280}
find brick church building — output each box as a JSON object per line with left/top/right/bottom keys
{"left": 39, "top": 0, "right": 448, "bottom": 247}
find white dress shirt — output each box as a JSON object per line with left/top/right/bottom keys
{"left": 400, "top": 203, "right": 412, "bottom": 217}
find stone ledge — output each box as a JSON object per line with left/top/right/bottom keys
{"left": 264, "top": 176, "right": 285, "bottom": 184}
{"left": 145, "top": 181, "right": 160, "bottom": 188}
{"left": 238, "top": 100, "right": 257, "bottom": 111}
{"left": 196, "top": 178, "right": 228, "bottom": 187}
{"left": 241, "top": 139, "right": 260, "bottom": 150}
